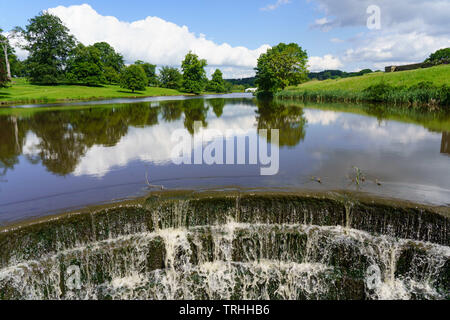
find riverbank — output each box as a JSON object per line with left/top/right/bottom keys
{"left": 0, "top": 78, "right": 189, "bottom": 106}
{"left": 277, "top": 65, "right": 450, "bottom": 109}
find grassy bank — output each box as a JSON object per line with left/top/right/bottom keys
{"left": 277, "top": 65, "right": 450, "bottom": 109}
{"left": 0, "top": 78, "right": 187, "bottom": 105}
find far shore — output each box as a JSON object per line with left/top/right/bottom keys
{"left": 0, "top": 78, "right": 245, "bottom": 107}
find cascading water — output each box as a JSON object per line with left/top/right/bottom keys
{"left": 0, "top": 193, "right": 448, "bottom": 300}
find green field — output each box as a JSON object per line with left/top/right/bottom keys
{"left": 0, "top": 78, "right": 187, "bottom": 105}
{"left": 278, "top": 65, "right": 450, "bottom": 108}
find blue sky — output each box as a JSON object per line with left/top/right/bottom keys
{"left": 1, "top": 1, "right": 449, "bottom": 77}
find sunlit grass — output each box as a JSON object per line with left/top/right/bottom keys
{"left": 0, "top": 78, "right": 186, "bottom": 105}
{"left": 278, "top": 65, "right": 450, "bottom": 108}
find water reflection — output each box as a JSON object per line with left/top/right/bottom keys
{"left": 0, "top": 97, "right": 449, "bottom": 223}
{"left": 441, "top": 132, "right": 450, "bottom": 155}
{"left": 256, "top": 99, "right": 306, "bottom": 147}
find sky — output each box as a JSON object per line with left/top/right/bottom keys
{"left": 1, "top": 0, "right": 449, "bottom": 78}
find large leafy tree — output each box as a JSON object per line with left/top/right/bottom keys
{"left": 92, "top": 42, "right": 124, "bottom": 72}
{"left": 135, "top": 60, "right": 158, "bottom": 86}
{"left": 0, "top": 61, "right": 8, "bottom": 87}
{"left": 255, "top": 43, "right": 308, "bottom": 95}
{"left": 0, "top": 28, "right": 19, "bottom": 85}
{"left": 206, "top": 69, "right": 226, "bottom": 93}
{"left": 181, "top": 52, "right": 207, "bottom": 94}
{"left": 0, "top": 48, "right": 8, "bottom": 87}
{"left": 119, "top": 64, "right": 148, "bottom": 93}
{"left": 21, "top": 12, "right": 76, "bottom": 84}
{"left": 67, "top": 44, "right": 105, "bottom": 86}
{"left": 158, "top": 66, "right": 183, "bottom": 89}
{"left": 0, "top": 29, "right": 11, "bottom": 83}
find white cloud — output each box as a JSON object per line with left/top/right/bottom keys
{"left": 46, "top": 4, "right": 270, "bottom": 76}
{"left": 73, "top": 103, "right": 257, "bottom": 177}
{"left": 310, "top": 0, "right": 450, "bottom": 70}
{"left": 261, "top": 0, "right": 292, "bottom": 12}
{"left": 207, "top": 66, "right": 256, "bottom": 79}
{"left": 312, "top": 0, "right": 450, "bottom": 35}
{"left": 308, "top": 54, "right": 343, "bottom": 71}
{"left": 330, "top": 38, "right": 344, "bottom": 44}
{"left": 343, "top": 32, "right": 450, "bottom": 68}
{"left": 1, "top": 31, "right": 28, "bottom": 60}
{"left": 304, "top": 110, "right": 340, "bottom": 125}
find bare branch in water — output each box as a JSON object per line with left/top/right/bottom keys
{"left": 145, "top": 171, "right": 164, "bottom": 190}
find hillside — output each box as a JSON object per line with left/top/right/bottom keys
{"left": 277, "top": 65, "right": 450, "bottom": 107}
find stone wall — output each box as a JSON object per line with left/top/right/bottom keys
{"left": 385, "top": 62, "right": 434, "bottom": 72}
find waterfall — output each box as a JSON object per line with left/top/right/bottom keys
{"left": 0, "top": 193, "right": 448, "bottom": 300}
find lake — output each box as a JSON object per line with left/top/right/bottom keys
{"left": 1, "top": 94, "right": 449, "bottom": 225}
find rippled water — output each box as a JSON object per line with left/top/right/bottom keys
{"left": 0, "top": 95, "right": 449, "bottom": 224}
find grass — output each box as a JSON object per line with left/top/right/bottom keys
{"left": 0, "top": 78, "right": 187, "bottom": 105}
{"left": 278, "top": 65, "right": 450, "bottom": 109}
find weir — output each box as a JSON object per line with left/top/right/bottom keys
{"left": 0, "top": 191, "right": 448, "bottom": 300}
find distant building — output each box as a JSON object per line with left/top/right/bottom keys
{"left": 245, "top": 88, "right": 257, "bottom": 93}
{"left": 385, "top": 62, "right": 433, "bottom": 73}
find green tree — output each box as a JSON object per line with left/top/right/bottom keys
{"left": 0, "top": 29, "right": 12, "bottom": 82}
{"left": 0, "top": 48, "right": 8, "bottom": 87}
{"left": 255, "top": 43, "right": 308, "bottom": 95}
{"left": 103, "top": 66, "right": 120, "bottom": 84}
{"left": 20, "top": 12, "right": 76, "bottom": 84}
{"left": 181, "top": 51, "right": 207, "bottom": 94}
{"left": 158, "top": 66, "right": 183, "bottom": 89}
{"left": 119, "top": 64, "right": 148, "bottom": 93}
{"left": 67, "top": 44, "right": 104, "bottom": 86}
{"left": 425, "top": 48, "right": 450, "bottom": 65}
{"left": 92, "top": 42, "right": 124, "bottom": 72}
{"left": 206, "top": 69, "right": 226, "bottom": 93}
{"left": 135, "top": 60, "right": 158, "bottom": 86}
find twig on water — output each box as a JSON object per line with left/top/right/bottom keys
{"left": 145, "top": 171, "right": 164, "bottom": 190}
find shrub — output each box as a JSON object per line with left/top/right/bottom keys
{"left": 363, "top": 83, "right": 394, "bottom": 102}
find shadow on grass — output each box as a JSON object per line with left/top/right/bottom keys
{"left": 117, "top": 90, "right": 145, "bottom": 95}
{"left": 0, "top": 91, "right": 11, "bottom": 99}
{"left": 28, "top": 82, "right": 107, "bottom": 88}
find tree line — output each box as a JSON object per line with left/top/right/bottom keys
{"left": 2, "top": 11, "right": 395, "bottom": 96}
{"left": 0, "top": 12, "right": 230, "bottom": 94}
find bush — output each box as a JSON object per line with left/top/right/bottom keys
{"left": 363, "top": 83, "right": 394, "bottom": 102}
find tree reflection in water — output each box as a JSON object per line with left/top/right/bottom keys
{"left": 0, "top": 98, "right": 310, "bottom": 176}
{"left": 256, "top": 98, "right": 307, "bottom": 147}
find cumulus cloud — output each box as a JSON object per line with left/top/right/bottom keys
{"left": 308, "top": 54, "right": 343, "bottom": 71}
{"left": 304, "top": 110, "right": 340, "bottom": 126}
{"left": 312, "top": 0, "right": 450, "bottom": 35}
{"left": 73, "top": 103, "right": 257, "bottom": 177}
{"left": 344, "top": 32, "right": 450, "bottom": 68}
{"left": 1, "top": 31, "right": 28, "bottom": 60}
{"left": 46, "top": 4, "right": 270, "bottom": 77}
{"left": 260, "top": 0, "right": 292, "bottom": 12}
{"left": 310, "top": 0, "right": 450, "bottom": 69}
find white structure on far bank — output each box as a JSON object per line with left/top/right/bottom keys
{"left": 245, "top": 88, "right": 257, "bottom": 93}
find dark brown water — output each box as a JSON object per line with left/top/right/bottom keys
{"left": 1, "top": 95, "right": 449, "bottom": 224}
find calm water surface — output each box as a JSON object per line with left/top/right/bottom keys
{"left": 1, "top": 95, "right": 449, "bottom": 224}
